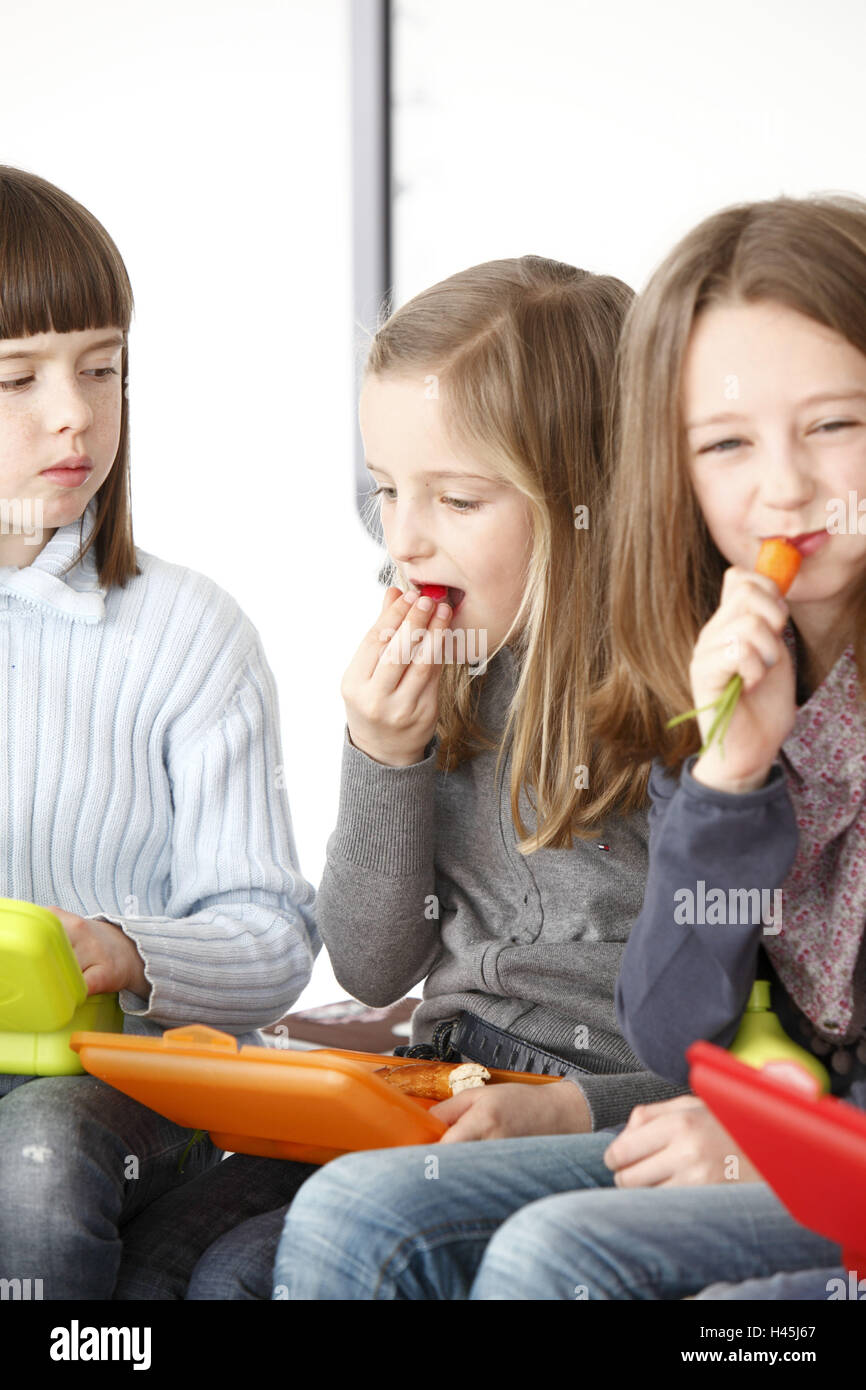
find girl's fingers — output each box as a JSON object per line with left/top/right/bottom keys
{"left": 373, "top": 595, "right": 437, "bottom": 685}
{"left": 373, "top": 599, "right": 453, "bottom": 694}
{"left": 720, "top": 565, "right": 790, "bottom": 605}
{"left": 694, "top": 611, "right": 785, "bottom": 691}
{"left": 342, "top": 589, "right": 453, "bottom": 762}
{"left": 356, "top": 588, "right": 420, "bottom": 684}
{"left": 605, "top": 1113, "right": 671, "bottom": 1171}
{"left": 711, "top": 572, "right": 789, "bottom": 635}
{"left": 724, "top": 613, "right": 783, "bottom": 672}
{"left": 409, "top": 603, "right": 454, "bottom": 666}
{"left": 693, "top": 637, "right": 770, "bottom": 703}
{"left": 622, "top": 1095, "right": 704, "bottom": 1131}
{"left": 612, "top": 1151, "right": 676, "bottom": 1188}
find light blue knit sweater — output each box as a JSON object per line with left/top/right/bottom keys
{"left": 0, "top": 500, "right": 318, "bottom": 1048}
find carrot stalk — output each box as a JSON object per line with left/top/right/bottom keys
{"left": 665, "top": 537, "right": 802, "bottom": 756}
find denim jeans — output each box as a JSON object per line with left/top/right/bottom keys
{"left": 694, "top": 1269, "right": 849, "bottom": 1300}
{"left": 0, "top": 1071, "right": 221, "bottom": 1300}
{"left": 187, "top": 1204, "right": 293, "bottom": 1300}
{"left": 272, "top": 1131, "right": 842, "bottom": 1300}
{"left": 113, "top": 1154, "right": 314, "bottom": 1300}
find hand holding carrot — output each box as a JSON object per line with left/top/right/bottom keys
{"left": 668, "top": 538, "right": 801, "bottom": 792}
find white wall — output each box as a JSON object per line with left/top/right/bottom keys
{"left": 393, "top": 0, "right": 866, "bottom": 302}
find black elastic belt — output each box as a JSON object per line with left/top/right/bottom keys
{"left": 394, "top": 1010, "right": 587, "bottom": 1080}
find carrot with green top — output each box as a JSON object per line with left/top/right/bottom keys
{"left": 666, "top": 537, "right": 802, "bottom": 755}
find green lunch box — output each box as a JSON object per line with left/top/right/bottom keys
{"left": 0, "top": 898, "right": 123, "bottom": 1074}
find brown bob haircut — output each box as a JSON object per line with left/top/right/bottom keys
{"left": 594, "top": 192, "right": 866, "bottom": 804}
{"left": 0, "top": 165, "right": 138, "bottom": 586}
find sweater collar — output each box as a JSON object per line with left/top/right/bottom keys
{"left": 0, "top": 499, "right": 106, "bottom": 623}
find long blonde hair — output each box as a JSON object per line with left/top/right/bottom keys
{"left": 364, "top": 255, "right": 639, "bottom": 850}
{"left": 594, "top": 193, "right": 866, "bottom": 787}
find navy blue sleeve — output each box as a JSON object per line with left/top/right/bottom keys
{"left": 615, "top": 755, "right": 799, "bottom": 1085}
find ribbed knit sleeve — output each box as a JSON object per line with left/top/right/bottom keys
{"left": 0, "top": 526, "right": 317, "bottom": 1042}
{"left": 563, "top": 1069, "right": 691, "bottom": 1132}
{"left": 313, "top": 728, "right": 441, "bottom": 1007}
{"left": 109, "top": 631, "right": 319, "bottom": 1031}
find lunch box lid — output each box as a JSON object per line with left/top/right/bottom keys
{"left": 0, "top": 899, "right": 86, "bottom": 1032}
{"left": 70, "top": 1023, "right": 559, "bottom": 1165}
{"left": 688, "top": 1039, "right": 866, "bottom": 1274}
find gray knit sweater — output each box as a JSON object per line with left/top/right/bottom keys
{"left": 316, "top": 644, "right": 688, "bottom": 1130}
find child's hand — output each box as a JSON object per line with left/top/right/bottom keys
{"left": 342, "top": 586, "right": 454, "bottom": 766}
{"left": 688, "top": 567, "right": 796, "bottom": 793}
{"left": 46, "top": 905, "right": 149, "bottom": 999}
{"left": 431, "top": 1079, "right": 591, "bottom": 1142}
{"left": 603, "top": 1095, "right": 763, "bottom": 1186}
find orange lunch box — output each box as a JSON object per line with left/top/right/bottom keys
{"left": 70, "top": 1023, "right": 561, "bottom": 1165}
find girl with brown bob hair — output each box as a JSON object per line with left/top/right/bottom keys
{"left": 0, "top": 165, "right": 317, "bottom": 1300}
{"left": 0, "top": 165, "right": 137, "bottom": 585}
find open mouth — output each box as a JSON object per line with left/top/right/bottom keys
{"left": 413, "top": 582, "right": 466, "bottom": 613}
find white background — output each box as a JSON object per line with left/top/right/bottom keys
{"left": 392, "top": 0, "right": 866, "bottom": 300}
{"left": 2, "top": 0, "right": 864, "bottom": 1010}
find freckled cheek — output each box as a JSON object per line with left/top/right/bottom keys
{"left": 93, "top": 397, "right": 123, "bottom": 467}
{"left": 0, "top": 414, "right": 41, "bottom": 478}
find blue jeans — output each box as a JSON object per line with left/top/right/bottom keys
{"left": 272, "top": 1132, "right": 842, "bottom": 1300}
{"left": 695, "top": 1269, "right": 849, "bottom": 1300}
{"left": 0, "top": 1071, "right": 221, "bottom": 1300}
{"left": 113, "top": 1154, "right": 313, "bottom": 1300}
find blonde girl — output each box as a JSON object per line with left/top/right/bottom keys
{"left": 159, "top": 253, "right": 696, "bottom": 1301}
{"left": 114, "top": 254, "right": 691, "bottom": 1300}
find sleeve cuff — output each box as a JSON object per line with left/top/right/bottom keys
{"left": 333, "top": 725, "right": 439, "bottom": 875}
{"left": 562, "top": 1070, "right": 693, "bottom": 1131}
{"left": 679, "top": 755, "right": 788, "bottom": 807}
{"left": 89, "top": 914, "right": 154, "bottom": 1014}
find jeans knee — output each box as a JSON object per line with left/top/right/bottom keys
{"left": 474, "top": 1195, "right": 631, "bottom": 1301}
{"left": 0, "top": 1100, "right": 75, "bottom": 1204}
{"left": 288, "top": 1148, "right": 429, "bottom": 1230}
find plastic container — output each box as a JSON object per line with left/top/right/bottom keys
{"left": 728, "top": 979, "right": 830, "bottom": 1094}
{"left": 688, "top": 1039, "right": 866, "bottom": 1277}
{"left": 0, "top": 899, "right": 123, "bottom": 1074}
{"left": 70, "top": 1023, "right": 562, "bottom": 1164}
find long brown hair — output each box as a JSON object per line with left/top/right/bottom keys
{"left": 594, "top": 193, "right": 866, "bottom": 793}
{"left": 363, "top": 254, "right": 638, "bottom": 850}
{"left": 0, "top": 165, "right": 138, "bottom": 586}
